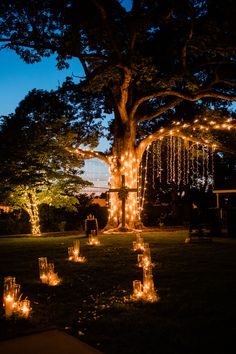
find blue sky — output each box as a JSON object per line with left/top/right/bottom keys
{"left": 0, "top": 50, "right": 82, "bottom": 116}
{"left": 0, "top": 50, "right": 110, "bottom": 191}
{"left": 0, "top": 0, "right": 132, "bottom": 117}
{"left": 0, "top": 1, "right": 131, "bottom": 192}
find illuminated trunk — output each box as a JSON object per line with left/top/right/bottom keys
{"left": 106, "top": 120, "right": 143, "bottom": 230}
{"left": 23, "top": 191, "right": 41, "bottom": 236}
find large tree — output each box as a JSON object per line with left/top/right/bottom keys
{"left": 0, "top": 89, "right": 91, "bottom": 235}
{"left": 0, "top": 0, "right": 236, "bottom": 230}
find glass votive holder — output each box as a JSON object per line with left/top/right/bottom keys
{"left": 38, "top": 257, "right": 48, "bottom": 279}
{"left": 13, "top": 284, "right": 21, "bottom": 302}
{"left": 3, "top": 276, "right": 16, "bottom": 297}
{"left": 133, "top": 280, "right": 143, "bottom": 298}
{"left": 137, "top": 254, "right": 143, "bottom": 267}
{"left": 68, "top": 246, "right": 74, "bottom": 261}
{"left": 18, "top": 299, "right": 31, "bottom": 318}
{"left": 73, "top": 240, "right": 80, "bottom": 254}
{"left": 47, "top": 262, "right": 55, "bottom": 275}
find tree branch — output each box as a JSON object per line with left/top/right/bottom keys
{"left": 66, "top": 146, "right": 109, "bottom": 164}
{"left": 117, "top": 66, "right": 132, "bottom": 123}
{"left": 137, "top": 98, "right": 183, "bottom": 122}
{"left": 136, "top": 118, "right": 236, "bottom": 158}
{"left": 92, "top": 0, "right": 122, "bottom": 59}
{"left": 131, "top": 89, "right": 236, "bottom": 121}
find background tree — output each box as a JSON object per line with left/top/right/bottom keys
{"left": 0, "top": 89, "right": 91, "bottom": 235}
{"left": 0, "top": 0, "right": 236, "bottom": 230}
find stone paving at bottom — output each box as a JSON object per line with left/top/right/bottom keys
{"left": 0, "top": 329, "right": 104, "bottom": 354}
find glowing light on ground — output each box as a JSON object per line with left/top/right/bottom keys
{"left": 3, "top": 276, "right": 31, "bottom": 319}
{"left": 87, "top": 233, "right": 101, "bottom": 246}
{"left": 68, "top": 240, "right": 86, "bottom": 263}
{"left": 38, "top": 257, "right": 61, "bottom": 286}
{"left": 131, "top": 241, "right": 159, "bottom": 303}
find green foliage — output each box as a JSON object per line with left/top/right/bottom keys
{"left": 0, "top": 89, "right": 91, "bottom": 224}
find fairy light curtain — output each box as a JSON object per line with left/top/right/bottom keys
{"left": 138, "top": 136, "right": 215, "bottom": 208}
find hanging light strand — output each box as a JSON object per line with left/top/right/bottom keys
{"left": 157, "top": 139, "right": 162, "bottom": 183}
{"left": 177, "top": 137, "right": 182, "bottom": 187}
{"left": 152, "top": 142, "right": 156, "bottom": 190}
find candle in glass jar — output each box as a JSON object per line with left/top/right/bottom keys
{"left": 18, "top": 299, "right": 31, "bottom": 318}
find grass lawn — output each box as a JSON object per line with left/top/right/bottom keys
{"left": 0, "top": 230, "right": 236, "bottom": 354}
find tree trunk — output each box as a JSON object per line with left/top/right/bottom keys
{"left": 24, "top": 191, "right": 41, "bottom": 236}
{"left": 105, "top": 120, "right": 143, "bottom": 230}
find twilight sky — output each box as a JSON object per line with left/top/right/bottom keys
{"left": 0, "top": 0, "right": 131, "bottom": 117}
{"left": 0, "top": 1, "right": 131, "bottom": 192}
{"left": 0, "top": 50, "right": 81, "bottom": 116}
{"left": 0, "top": 49, "right": 110, "bottom": 192}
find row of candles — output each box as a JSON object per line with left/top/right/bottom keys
{"left": 3, "top": 233, "right": 157, "bottom": 319}
{"left": 3, "top": 234, "right": 101, "bottom": 319}
{"left": 39, "top": 233, "right": 101, "bottom": 284}
{"left": 132, "top": 233, "right": 159, "bottom": 302}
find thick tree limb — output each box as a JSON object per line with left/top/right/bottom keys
{"left": 136, "top": 120, "right": 236, "bottom": 157}
{"left": 131, "top": 89, "right": 236, "bottom": 121}
{"left": 66, "top": 146, "right": 109, "bottom": 164}
{"left": 117, "top": 66, "right": 132, "bottom": 123}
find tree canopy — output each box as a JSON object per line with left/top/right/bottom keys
{"left": 0, "top": 89, "right": 92, "bottom": 234}
{"left": 0, "top": 0, "right": 235, "bottom": 229}
{"left": 1, "top": 1, "right": 235, "bottom": 149}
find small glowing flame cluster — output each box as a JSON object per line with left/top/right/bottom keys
{"left": 87, "top": 230, "right": 101, "bottom": 246}
{"left": 68, "top": 240, "right": 86, "bottom": 263}
{"left": 132, "top": 233, "right": 145, "bottom": 251}
{"left": 3, "top": 276, "right": 31, "bottom": 319}
{"left": 38, "top": 257, "right": 61, "bottom": 286}
{"left": 132, "top": 234, "right": 159, "bottom": 303}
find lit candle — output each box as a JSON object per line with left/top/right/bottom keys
{"left": 3, "top": 276, "right": 16, "bottom": 318}
{"left": 4, "top": 294, "right": 15, "bottom": 318}
{"left": 73, "top": 240, "right": 80, "bottom": 256}
{"left": 87, "top": 234, "right": 100, "bottom": 246}
{"left": 76, "top": 255, "right": 86, "bottom": 263}
{"left": 68, "top": 246, "right": 74, "bottom": 261}
{"left": 38, "top": 257, "right": 48, "bottom": 283}
{"left": 18, "top": 299, "right": 31, "bottom": 318}
{"left": 48, "top": 272, "right": 60, "bottom": 286}
{"left": 137, "top": 254, "right": 143, "bottom": 267}
{"left": 133, "top": 280, "right": 143, "bottom": 299}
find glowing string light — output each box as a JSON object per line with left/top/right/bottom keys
{"left": 157, "top": 139, "right": 162, "bottom": 183}
{"left": 177, "top": 137, "right": 182, "bottom": 187}
{"left": 152, "top": 142, "right": 155, "bottom": 190}
{"left": 172, "top": 136, "right": 176, "bottom": 183}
